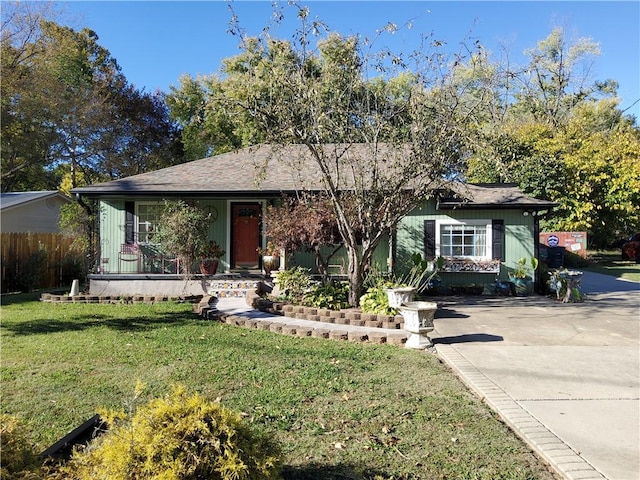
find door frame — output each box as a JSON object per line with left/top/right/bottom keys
{"left": 229, "top": 201, "right": 263, "bottom": 270}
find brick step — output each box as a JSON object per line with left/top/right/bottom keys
{"left": 278, "top": 304, "right": 404, "bottom": 329}
{"left": 214, "top": 289, "right": 251, "bottom": 298}
{"left": 207, "top": 281, "right": 262, "bottom": 290}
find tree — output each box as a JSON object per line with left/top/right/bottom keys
{"left": 536, "top": 106, "right": 640, "bottom": 244}
{"left": 1, "top": 3, "right": 184, "bottom": 191}
{"left": 517, "top": 27, "right": 603, "bottom": 127}
{"left": 467, "top": 102, "right": 640, "bottom": 245}
{"left": 462, "top": 26, "right": 639, "bottom": 245}
{"left": 153, "top": 200, "right": 210, "bottom": 277}
{"left": 166, "top": 74, "right": 255, "bottom": 160}
{"left": 0, "top": 2, "right": 61, "bottom": 191}
{"left": 169, "top": 4, "right": 480, "bottom": 305}
{"left": 263, "top": 195, "right": 343, "bottom": 281}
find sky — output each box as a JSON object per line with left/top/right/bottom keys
{"left": 58, "top": 1, "right": 640, "bottom": 120}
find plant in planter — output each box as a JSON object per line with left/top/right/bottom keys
{"left": 257, "top": 241, "right": 281, "bottom": 274}
{"left": 509, "top": 257, "right": 539, "bottom": 295}
{"left": 384, "top": 253, "right": 443, "bottom": 306}
{"left": 199, "top": 240, "right": 225, "bottom": 275}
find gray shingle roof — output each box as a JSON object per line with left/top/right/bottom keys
{"left": 438, "top": 183, "right": 556, "bottom": 210}
{"left": 71, "top": 144, "right": 328, "bottom": 196}
{"left": 0, "top": 191, "right": 70, "bottom": 210}
{"left": 71, "top": 144, "right": 556, "bottom": 210}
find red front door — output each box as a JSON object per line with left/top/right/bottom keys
{"left": 231, "top": 203, "right": 260, "bottom": 269}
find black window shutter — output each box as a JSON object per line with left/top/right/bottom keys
{"left": 125, "top": 202, "right": 135, "bottom": 244}
{"left": 492, "top": 219, "right": 504, "bottom": 260}
{"left": 424, "top": 220, "right": 436, "bottom": 259}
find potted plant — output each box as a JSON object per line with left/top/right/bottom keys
{"left": 257, "top": 241, "right": 281, "bottom": 275}
{"left": 385, "top": 253, "right": 443, "bottom": 306}
{"left": 509, "top": 257, "right": 539, "bottom": 295}
{"left": 199, "top": 240, "right": 225, "bottom": 275}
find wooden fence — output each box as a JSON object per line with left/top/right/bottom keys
{"left": 1, "top": 233, "right": 81, "bottom": 293}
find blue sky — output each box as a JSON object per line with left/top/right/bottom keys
{"left": 60, "top": 1, "right": 639, "bottom": 119}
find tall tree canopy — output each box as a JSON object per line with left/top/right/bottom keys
{"left": 168, "top": 5, "right": 484, "bottom": 304}
{"left": 1, "top": 2, "right": 183, "bottom": 192}
{"left": 464, "top": 27, "right": 639, "bottom": 245}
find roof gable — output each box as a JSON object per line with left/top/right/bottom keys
{"left": 0, "top": 191, "right": 71, "bottom": 211}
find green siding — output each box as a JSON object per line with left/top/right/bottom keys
{"left": 98, "top": 198, "right": 231, "bottom": 273}
{"left": 396, "top": 201, "right": 536, "bottom": 290}
{"left": 99, "top": 199, "right": 125, "bottom": 273}
{"left": 98, "top": 195, "right": 536, "bottom": 291}
{"left": 201, "top": 200, "right": 228, "bottom": 270}
{"left": 290, "top": 239, "right": 390, "bottom": 276}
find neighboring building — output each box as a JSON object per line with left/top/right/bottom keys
{"left": 0, "top": 191, "right": 72, "bottom": 233}
{"left": 71, "top": 144, "right": 556, "bottom": 296}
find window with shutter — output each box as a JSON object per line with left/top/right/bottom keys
{"left": 424, "top": 220, "right": 436, "bottom": 259}
{"left": 492, "top": 219, "right": 504, "bottom": 260}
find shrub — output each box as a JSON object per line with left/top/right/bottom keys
{"left": 303, "top": 280, "right": 350, "bottom": 310}
{"left": 154, "top": 200, "right": 211, "bottom": 276}
{"left": 61, "top": 252, "right": 86, "bottom": 285}
{"left": 275, "top": 266, "right": 313, "bottom": 303}
{"left": 14, "top": 243, "right": 48, "bottom": 292}
{"left": 0, "top": 414, "right": 43, "bottom": 479}
{"left": 52, "top": 386, "right": 281, "bottom": 480}
{"left": 359, "top": 284, "right": 395, "bottom": 315}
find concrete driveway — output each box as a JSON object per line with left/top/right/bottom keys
{"left": 432, "top": 271, "right": 640, "bottom": 480}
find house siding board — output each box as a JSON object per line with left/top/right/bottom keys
{"left": 290, "top": 239, "right": 390, "bottom": 276}
{"left": 0, "top": 195, "right": 69, "bottom": 233}
{"left": 99, "top": 200, "right": 126, "bottom": 273}
{"left": 202, "top": 200, "right": 228, "bottom": 270}
{"left": 397, "top": 202, "right": 536, "bottom": 288}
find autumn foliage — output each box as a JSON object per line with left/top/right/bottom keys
{"left": 264, "top": 195, "right": 343, "bottom": 280}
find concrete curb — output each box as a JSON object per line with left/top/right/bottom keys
{"left": 436, "top": 345, "right": 607, "bottom": 480}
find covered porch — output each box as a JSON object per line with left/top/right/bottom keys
{"left": 86, "top": 272, "right": 268, "bottom": 297}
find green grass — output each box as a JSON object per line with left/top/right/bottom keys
{"left": 1, "top": 296, "right": 559, "bottom": 479}
{"left": 574, "top": 250, "right": 640, "bottom": 282}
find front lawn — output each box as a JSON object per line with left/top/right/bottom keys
{"left": 581, "top": 250, "right": 640, "bottom": 282}
{"left": 1, "top": 295, "right": 559, "bottom": 479}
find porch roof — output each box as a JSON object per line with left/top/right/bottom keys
{"left": 437, "top": 183, "right": 556, "bottom": 211}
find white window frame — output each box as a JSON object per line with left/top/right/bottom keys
{"left": 135, "top": 202, "right": 163, "bottom": 244}
{"left": 435, "top": 219, "right": 493, "bottom": 260}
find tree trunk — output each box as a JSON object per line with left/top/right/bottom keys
{"left": 346, "top": 245, "right": 363, "bottom": 307}
{"left": 314, "top": 247, "right": 329, "bottom": 284}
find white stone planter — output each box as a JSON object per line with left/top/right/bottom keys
{"left": 385, "top": 287, "right": 416, "bottom": 309}
{"left": 262, "top": 255, "right": 280, "bottom": 275}
{"left": 397, "top": 301, "right": 438, "bottom": 349}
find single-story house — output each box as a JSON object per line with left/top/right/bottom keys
{"left": 71, "top": 144, "right": 556, "bottom": 296}
{"left": 1, "top": 191, "right": 72, "bottom": 234}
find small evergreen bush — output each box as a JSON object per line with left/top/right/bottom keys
{"left": 0, "top": 414, "right": 43, "bottom": 479}
{"left": 52, "top": 386, "right": 281, "bottom": 480}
